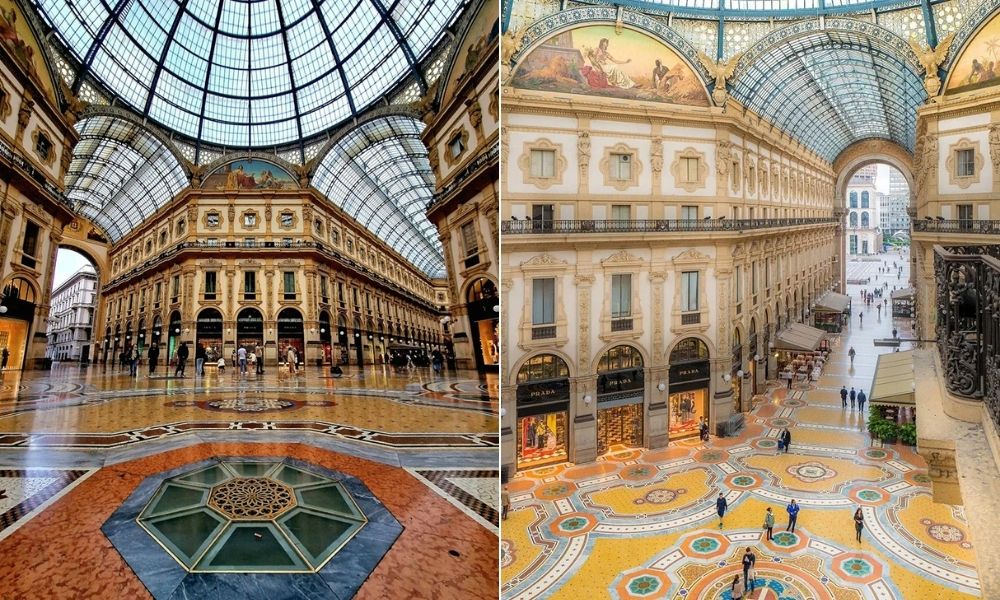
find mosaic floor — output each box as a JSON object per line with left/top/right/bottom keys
{"left": 0, "top": 366, "right": 499, "bottom": 598}
{"left": 502, "top": 250, "right": 983, "bottom": 599}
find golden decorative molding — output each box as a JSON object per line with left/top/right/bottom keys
{"left": 516, "top": 138, "right": 567, "bottom": 190}
{"left": 908, "top": 33, "right": 954, "bottom": 98}
{"left": 599, "top": 142, "right": 642, "bottom": 191}
{"left": 443, "top": 125, "right": 471, "bottom": 168}
{"left": 944, "top": 137, "right": 983, "bottom": 189}
{"left": 202, "top": 210, "right": 222, "bottom": 230}
{"left": 670, "top": 147, "right": 708, "bottom": 193}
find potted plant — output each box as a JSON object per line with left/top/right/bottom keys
{"left": 899, "top": 423, "right": 917, "bottom": 446}
{"left": 877, "top": 421, "right": 899, "bottom": 444}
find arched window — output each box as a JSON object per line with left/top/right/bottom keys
{"left": 670, "top": 337, "right": 709, "bottom": 363}
{"left": 517, "top": 354, "right": 569, "bottom": 383}
{"left": 597, "top": 345, "right": 643, "bottom": 372}
{"left": 861, "top": 191, "right": 870, "bottom": 208}
{"left": 861, "top": 212, "right": 870, "bottom": 227}
{"left": 849, "top": 212, "right": 858, "bottom": 227}
{"left": 3, "top": 277, "right": 36, "bottom": 303}
{"left": 849, "top": 192, "right": 858, "bottom": 208}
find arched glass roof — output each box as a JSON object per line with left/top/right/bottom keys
{"left": 32, "top": 0, "right": 465, "bottom": 148}
{"left": 572, "top": 0, "right": 922, "bottom": 17}
{"left": 312, "top": 115, "right": 443, "bottom": 277}
{"left": 66, "top": 115, "right": 189, "bottom": 243}
{"left": 729, "top": 30, "right": 926, "bottom": 161}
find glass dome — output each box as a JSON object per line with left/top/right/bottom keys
{"left": 33, "top": 0, "right": 465, "bottom": 148}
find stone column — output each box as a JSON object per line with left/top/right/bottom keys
{"left": 571, "top": 374, "right": 598, "bottom": 465}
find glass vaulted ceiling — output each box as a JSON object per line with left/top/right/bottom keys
{"left": 34, "top": 0, "right": 464, "bottom": 148}
{"left": 313, "top": 115, "right": 444, "bottom": 277}
{"left": 595, "top": 0, "right": 922, "bottom": 16}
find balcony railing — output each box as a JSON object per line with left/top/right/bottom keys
{"left": 532, "top": 325, "right": 556, "bottom": 340}
{"left": 914, "top": 219, "right": 1000, "bottom": 234}
{"left": 681, "top": 312, "right": 701, "bottom": 325}
{"left": 611, "top": 317, "right": 633, "bottom": 332}
{"left": 502, "top": 217, "right": 837, "bottom": 235}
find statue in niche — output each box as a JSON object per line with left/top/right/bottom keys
{"left": 577, "top": 131, "right": 591, "bottom": 167}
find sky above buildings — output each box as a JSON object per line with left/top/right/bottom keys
{"left": 52, "top": 249, "right": 95, "bottom": 287}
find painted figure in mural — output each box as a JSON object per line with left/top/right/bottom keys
{"left": 0, "top": 6, "right": 38, "bottom": 79}
{"left": 652, "top": 59, "right": 672, "bottom": 90}
{"left": 583, "top": 38, "right": 636, "bottom": 89}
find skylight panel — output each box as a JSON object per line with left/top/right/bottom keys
{"left": 218, "top": 0, "right": 249, "bottom": 35}
{"left": 186, "top": 0, "right": 221, "bottom": 26}
{"left": 249, "top": 0, "right": 282, "bottom": 36}
{"left": 330, "top": 1, "right": 380, "bottom": 58}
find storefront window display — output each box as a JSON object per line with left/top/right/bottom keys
{"left": 596, "top": 345, "right": 645, "bottom": 454}
{"left": 668, "top": 338, "right": 711, "bottom": 440}
{"left": 516, "top": 354, "right": 571, "bottom": 470}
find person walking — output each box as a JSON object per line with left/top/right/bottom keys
{"left": 741, "top": 548, "right": 756, "bottom": 590}
{"left": 175, "top": 342, "right": 189, "bottom": 377}
{"left": 501, "top": 485, "right": 511, "bottom": 520}
{"left": 892, "top": 327, "right": 898, "bottom": 339}
{"left": 877, "top": 304, "right": 882, "bottom": 318}
{"left": 763, "top": 507, "right": 775, "bottom": 541}
{"left": 848, "top": 346, "right": 856, "bottom": 366}
{"left": 854, "top": 506, "right": 865, "bottom": 543}
{"left": 782, "top": 427, "right": 792, "bottom": 453}
{"left": 148, "top": 343, "right": 159, "bottom": 375}
{"left": 859, "top": 311, "right": 864, "bottom": 325}
{"left": 129, "top": 345, "right": 140, "bottom": 377}
{"left": 786, "top": 499, "right": 800, "bottom": 533}
{"left": 255, "top": 342, "right": 265, "bottom": 374}
{"left": 699, "top": 416, "right": 709, "bottom": 442}
{"left": 431, "top": 349, "right": 443, "bottom": 375}
{"left": 730, "top": 575, "right": 744, "bottom": 600}
{"left": 237, "top": 345, "right": 248, "bottom": 375}
{"left": 857, "top": 389, "right": 867, "bottom": 414}
{"left": 746, "top": 563, "right": 758, "bottom": 595}
{"left": 195, "top": 343, "right": 206, "bottom": 377}
{"left": 850, "top": 387, "right": 857, "bottom": 410}
{"left": 287, "top": 346, "right": 297, "bottom": 375}
{"left": 717, "top": 492, "right": 728, "bottom": 528}
{"left": 840, "top": 385, "right": 848, "bottom": 408}
{"left": 0, "top": 347, "right": 8, "bottom": 370}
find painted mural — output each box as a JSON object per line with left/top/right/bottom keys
{"left": 947, "top": 15, "right": 1000, "bottom": 93}
{"left": 202, "top": 160, "right": 296, "bottom": 191}
{"left": 511, "top": 25, "right": 709, "bottom": 106}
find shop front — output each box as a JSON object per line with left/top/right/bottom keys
{"left": 516, "top": 354, "right": 571, "bottom": 470}
{"left": 277, "top": 308, "right": 305, "bottom": 366}
{"left": 668, "top": 338, "right": 711, "bottom": 440}
{"left": 0, "top": 278, "right": 36, "bottom": 370}
{"left": 236, "top": 308, "right": 264, "bottom": 351}
{"left": 196, "top": 309, "right": 224, "bottom": 362}
{"left": 466, "top": 278, "right": 499, "bottom": 372}
{"left": 167, "top": 312, "right": 182, "bottom": 362}
{"left": 812, "top": 291, "right": 852, "bottom": 333}
{"left": 595, "top": 345, "right": 645, "bottom": 454}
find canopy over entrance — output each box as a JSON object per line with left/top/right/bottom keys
{"left": 773, "top": 323, "right": 826, "bottom": 352}
{"left": 814, "top": 291, "right": 851, "bottom": 314}
{"left": 870, "top": 350, "right": 915, "bottom": 407}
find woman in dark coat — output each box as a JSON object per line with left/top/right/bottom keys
{"left": 854, "top": 506, "right": 865, "bottom": 543}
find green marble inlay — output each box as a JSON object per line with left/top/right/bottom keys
{"left": 298, "top": 483, "right": 358, "bottom": 516}
{"left": 176, "top": 465, "right": 233, "bottom": 486}
{"left": 273, "top": 465, "right": 328, "bottom": 487}
{"left": 226, "top": 462, "right": 279, "bottom": 478}
{"left": 280, "top": 509, "right": 359, "bottom": 562}
{"left": 146, "top": 483, "right": 207, "bottom": 517}
{"left": 145, "top": 508, "right": 226, "bottom": 564}
{"left": 198, "top": 523, "right": 306, "bottom": 571}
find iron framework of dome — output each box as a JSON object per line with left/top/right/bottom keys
{"left": 32, "top": 0, "right": 466, "bottom": 150}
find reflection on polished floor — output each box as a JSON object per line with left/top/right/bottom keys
{"left": 0, "top": 366, "right": 498, "bottom": 599}
{"left": 502, "top": 252, "right": 982, "bottom": 599}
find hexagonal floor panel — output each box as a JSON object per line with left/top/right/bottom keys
{"left": 104, "top": 457, "right": 402, "bottom": 599}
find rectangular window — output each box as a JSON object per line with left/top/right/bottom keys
{"left": 532, "top": 204, "right": 554, "bottom": 231}
{"left": 530, "top": 149, "right": 555, "bottom": 178}
{"left": 611, "top": 274, "right": 632, "bottom": 318}
{"left": 611, "top": 205, "right": 630, "bottom": 221}
{"left": 957, "top": 149, "right": 976, "bottom": 177}
{"left": 207, "top": 213, "right": 219, "bottom": 227}
{"left": 461, "top": 222, "right": 478, "bottom": 257}
{"left": 735, "top": 265, "right": 743, "bottom": 302}
{"left": 204, "top": 272, "right": 217, "bottom": 300}
{"left": 244, "top": 271, "right": 256, "bottom": 300}
{"left": 449, "top": 133, "right": 465, "bottom": 158}
{"left": 680, "top": 157, "right": 700, "bottom": 182}
{"left": 154, "top": 282, "right": 161, "bottom": 305}
{"left": 283, "top": 272, "right": 296, "bottom": 300}
{"left": 243, "top": 213, "right": 257, "bottom": 227}
{"left": 532, "top": 278, "right": 555, "bottom": 325}
{"left": 752, "top": 262, "right": 759, "bottom": 295}
{"left": 681, "top": 272, "right": 699, "bottom": 312}
{"left": 320, "top": 275, "right": 329, "bottom": 302}
{"left": 244, "top": 237, "right": 255, "bottom": 247}
{"left": 611, "top": 153, "right": 632, "bottom": 181}
{"left": 171, "top": 275, "right": 180, "bottom": 301}
{"left": 338, "top": 282, "right": 345, "bottom": 304}
{"left": 680, "top": 205, "right": 698, "bottom": 220}
{"left": 206, "top": 238, "right": 218, "bottom": 247}
{"left": 21, "top": 221, "right": 39, "bottom": 268}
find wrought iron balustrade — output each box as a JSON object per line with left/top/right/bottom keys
{"left": 915, "top": 219, "right": 1000, "bottom": 234}
{"left": 501, "top": 217, "right": 837, "bottom": 235}
{"left": 933, "top": 246, "right": 1000, "bottom": 431}
{"left": 611, "top": 318, "right": 633, "bottom": 332}
{"left": 532, "top": 326, "right": 556, "bottom": 340}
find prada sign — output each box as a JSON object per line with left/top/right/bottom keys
{"left": 670, "top": 361, "right": 710, "bottom": 384}
{"left": 517, "top": 378, "right": 570, "bottom": 405}
{"left": 597, "top": 368, "right": 644, "bottom": 395}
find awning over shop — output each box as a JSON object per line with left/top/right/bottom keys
{"left": 890, "top": 288, "right": 915, "bottom": 300}
{"left": 870, "top": 350, "right": 915, "bottom": 407}
{"left": 773, "top": 323, "right": 827, "bottom": 352}
{"left": 814, "top": 291, "right": 851, "bottom": 313}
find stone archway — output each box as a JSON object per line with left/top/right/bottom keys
{"left": 832, "top": 139, "right": 915, "bottom": 290}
